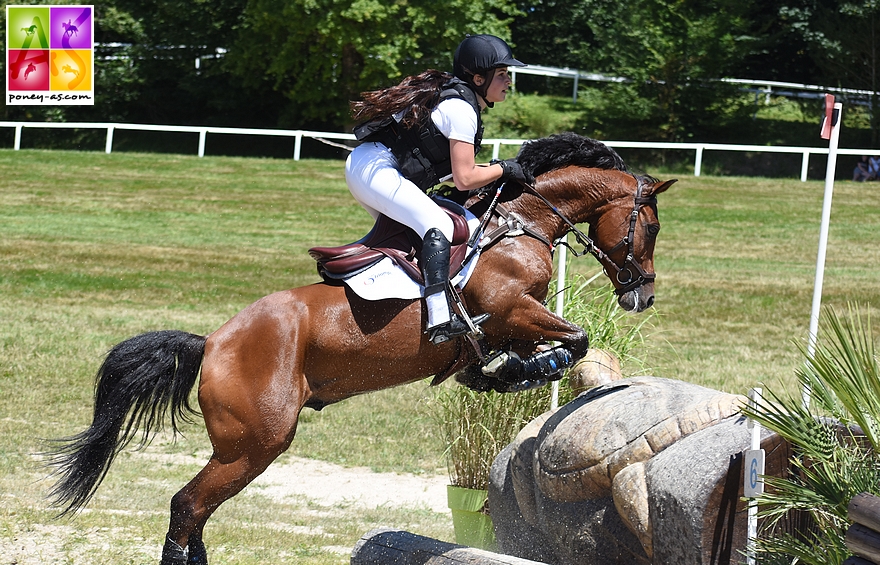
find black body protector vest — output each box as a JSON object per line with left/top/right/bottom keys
{"left": 354, "top": 78, "right": 484, "bottom": 194}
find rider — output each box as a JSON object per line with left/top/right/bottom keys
{"left": 345, "top": 34, "right": 532, "bottom": 345}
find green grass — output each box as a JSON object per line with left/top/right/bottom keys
{"left": 1, "top": 148, "right": 879, "bottom": 564}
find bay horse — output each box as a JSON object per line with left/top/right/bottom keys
{"left": 46, "top": 132, "right": 674, "bottom": 564}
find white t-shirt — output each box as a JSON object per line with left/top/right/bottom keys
{"left": 430, "top": 98, "right": 479, "bottom": 145}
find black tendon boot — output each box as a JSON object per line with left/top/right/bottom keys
{"left": 187, "top": 535, "right": 208, "bottom": 564}
{"left": 495, "top": 346, "right": 575, "bottom": 383}
{"left": 422, "top": 228, "right": 472, "bottom": 344}
{"left": 161, "top": 537, "right": 188, "bottom": 565}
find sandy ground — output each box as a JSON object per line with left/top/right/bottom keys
{"left": 1, "top": 454, "right": 451, "bottom": 565}
{"left": 251, "top": 455, "right": 450, "bottom": 513}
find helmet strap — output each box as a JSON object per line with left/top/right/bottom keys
{"left": 470, "top": 71, "right": 492, "bottom": 108}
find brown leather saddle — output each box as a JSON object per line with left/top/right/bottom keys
{"left": 308, "top": 199, "right": 472, "bottom": 285}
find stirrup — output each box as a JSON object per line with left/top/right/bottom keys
{"left": 429, "top": 313, "right": 489, "bottom": 345}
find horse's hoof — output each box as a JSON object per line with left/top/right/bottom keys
{"left": 481, "top": 351, "right": 512, "bottom": 377}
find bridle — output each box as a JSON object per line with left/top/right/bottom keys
{"left": 523, "top": 177, "right": 657, "bottom": 296}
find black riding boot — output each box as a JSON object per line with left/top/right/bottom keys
{"left": 422, "top": 228, "right": 472, "bottom": 344}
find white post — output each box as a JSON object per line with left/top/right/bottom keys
{"left": 800, "top": 150, "right": 810, "bottom": 182}
{"left": 745, "top": 387, "right": 764, "bottom": 565}
{"left": 198, "top": 129, "right": 207, "bottom": 157}
{"left": 491, "top": 141, "right": 501, "bottom": 161}
{"left": 105, "top": 126, "right": 115, "bottom": 154}
{"left": 694, "top": 146, "right": 703, "bottom": 176}
{"left": 14, "top": 124, "right": 22, "bottom": 150}
{"left": 805, "top": 100, "right": 842, "bottom": 409}
{"left": 551, "top": 235, "right": 568, "bottom": 410}
{"left": 293, "top": 132, "right": 303, "bottom": 161}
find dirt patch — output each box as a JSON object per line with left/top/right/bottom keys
{"left": 250, "top": 456, "right": 449, "bottom": 513}
{"left": 131, "top": 449, "right": 450, "bottom": 512}
{"left": 0, "top": 452, "right": 450, "bottom": 565}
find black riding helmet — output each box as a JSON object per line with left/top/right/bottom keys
{"left": 453, "top": 34, "right": 526, "bottom": 107}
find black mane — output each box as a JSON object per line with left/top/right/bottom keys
{"left": 515, "top": 132, "right": 627, "bottom": 178}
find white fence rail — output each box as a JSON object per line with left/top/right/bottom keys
{"left": 1, "top": 120, "right": 877, "bottom": 181}
{"left": 511, "top": 64, "right": 879, "bottom": 105}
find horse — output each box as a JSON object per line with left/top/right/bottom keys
{"left": 46, "top": 132, "right": 675, "bottom": 565}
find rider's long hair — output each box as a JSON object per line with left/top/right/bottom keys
{"left": 351, "top": 69, "right": 453, "bottom": 129}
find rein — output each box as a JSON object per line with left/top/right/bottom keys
{"left": 522, "top": 179, "right": 657, "bottom": 296}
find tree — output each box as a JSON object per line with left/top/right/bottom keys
{"left": 772, "top": 0, "right": 880, "bottom": 144}
{"left": 513, "top": 0, "right": 759, "bottom": 141}
{"left": 227, "top": 0, "right": 520, "bottom": 129}
{"left": 0, "top": 0, "right": 287, "bottom": 129}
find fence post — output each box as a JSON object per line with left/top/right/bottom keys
{"left": 105, "top": 126, "right": 115, "bottom": 154}
{"left": 293, "top": 132, "right": 303, "bottom": 160}
{"left": 198, "top": 129, "right": 207, "bottom": 157}
{"left": 800, "top": 151, "right": 810, "bottom": 182}
{"left": 491, "top": 141, "right": 501, "bottom": 161}
{"left": 14, "top": 124, "right": 22, "bottom": 151}
{"left": 694, "top": 145, "right": 704, "bottom": 176}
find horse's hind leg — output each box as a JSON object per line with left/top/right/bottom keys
{"left": 161, "top": 409, "right": 304, "bottom": 564}
{"left": 161, "top": 331, "right": 309, "bottom": 564}
{"left": 162, "top": 449, "right": 292, "bottom": 564}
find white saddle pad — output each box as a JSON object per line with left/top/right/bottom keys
{"left": 342, "top": 208, "right": 482, "bottom": 301}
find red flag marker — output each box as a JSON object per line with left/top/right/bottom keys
{"left": 820, "top": 94, "right": 835, "bottom": 139}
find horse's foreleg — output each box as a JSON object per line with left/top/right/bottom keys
{"left": 493, "top": 295, "right": 589, "bottom": 355}
{"left": 479, "top": 295, "right": 590, "bottom": 386}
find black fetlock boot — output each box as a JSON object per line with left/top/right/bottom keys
{"left": 490, "top": 346, "right": 576, "bottom": 384}
{"left": 187, "top": 535, "right": 208, "bottom": 564}
{"left": 160, "top": 537, "right": 188, "bottom": 565}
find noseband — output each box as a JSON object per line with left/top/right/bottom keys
{"left": 523, "top": 179, "right": 657, "bottom": 296}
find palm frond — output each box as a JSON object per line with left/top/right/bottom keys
{"left": 743, "top": 304, "right": 880, "bottom": 565}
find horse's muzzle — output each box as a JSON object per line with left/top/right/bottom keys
{"left": 617, "top": 285, "right": 655, "bottom": 313}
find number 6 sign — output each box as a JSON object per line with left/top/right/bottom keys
{"left": 744, "top": 448, "right": 765, "bottom": 498}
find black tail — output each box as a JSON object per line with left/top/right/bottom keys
{"left": 45, "top": 330, "right": 207, "bottom": 515}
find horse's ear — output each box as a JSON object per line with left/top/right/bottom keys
{"left": 648, "top": 179, "right": 677, "bottom": 197}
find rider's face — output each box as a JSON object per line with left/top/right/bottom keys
{"left": 475, "top": 68, "right": 512, "bottom": 106}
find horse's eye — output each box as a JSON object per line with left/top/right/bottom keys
{"left": 646, "top": 224, "right": 660, "bottom": 237}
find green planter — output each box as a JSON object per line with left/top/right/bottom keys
{"left": 447, "top": 485, "right": 497, "bottom": 551}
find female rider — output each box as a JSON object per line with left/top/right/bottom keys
{"left": 345, "top": 34, "right": 531, "bottom": 345}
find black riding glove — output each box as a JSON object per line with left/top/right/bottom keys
{"left": 495, "top": 159, "right": 534, "bottom": 186}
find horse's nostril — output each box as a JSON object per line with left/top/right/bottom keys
{"left": 645, "top": 295, "right": 655, "bottom": 309}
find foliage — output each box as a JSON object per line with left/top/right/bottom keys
{"left": 4, "top": 0, "right": 880, "bottom": 142}
{"left": 482, "top": 93, "right": 584, "bottom": 139}
{"left": 773, "top": 0, "right": 880, "bottom": 144}
{"left": 226, "top": 0, "right": 519, "bottom": 128}
{"left": 512, "top": 0, "right": 755, "bottom": 141}
{"left": 433, "top": 275, "right": 654, "bottom": 490}
{"left": 741, "top": 305, "right": 880, "bottom": 565}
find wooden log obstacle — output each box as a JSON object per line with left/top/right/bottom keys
{"left": 845, "top": 493, "right": 880, "bottom": 565}
{"left": 351, "top": 528, "right": 549, "bottom": 565}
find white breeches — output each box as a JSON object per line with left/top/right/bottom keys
{"left": 345, "top": 142, "right": 455, "bottom": 242}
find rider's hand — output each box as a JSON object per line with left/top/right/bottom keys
{"left": 496, "top": 159, "right": 535, "bottom": 187}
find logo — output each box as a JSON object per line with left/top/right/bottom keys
{"left": 6, "top": 5, "right": 94, "bottom": 105}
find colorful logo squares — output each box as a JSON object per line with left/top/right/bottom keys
{"left": 6, "top": 5, "right": 94, "bottom": 105}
